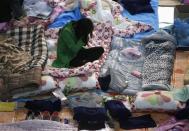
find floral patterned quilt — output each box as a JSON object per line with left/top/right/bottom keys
{"left": 43, "top": 22, "right": 113, "bottom": 80}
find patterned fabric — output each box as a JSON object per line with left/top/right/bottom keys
{"left": 0, "top": 120, "right": 77, "bottom": 131}
{"left": 23, "top": 0, "right": 53, "bottom": 19}
{"left": 45, "top": 28, "right": 60, "bottom": 40}
{"left": 81, "top": 0, "right": 152, "bottom": 38}
{"left": 10, "top": 17, "right": 51, "bottom": 28}
{"left": 67, "top": 90, "right": 104, "bottom": 108}
{"left": 133, "top": 90, "right": 179, "bottom": 112}
{"left": 101, "top": 46, "right": 144, "bottom": 95}
{"left": 155, "top": 117, "right": 189, "bottom": 131}
{"left": 12, "top": 75, "right": 57, "bottom": 99}
{"left": 6, "top": 25, "right": 48, "bottom": 69}
{"left": 47, "top": 0, "right": 79, "bottom": 23}
{"left": 44, "top": 22, "right": 113, "bottom": 79}
{"left": 0, "top": 37, "right": 32, "bottom": 74}
{"left": 58, "top": 73, "right": 98, "bottom": 95}
{"left": 80, "top": 0, "right": 97, "bottom": 10}
{"left": 142, "top": 31, "right": 176, "bottom": 91}
{"left": 1, "top": 68, "right": 42, "bottom": 99}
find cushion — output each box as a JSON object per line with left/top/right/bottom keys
{"left": 133, "top": 90, "right": 179, "bottom": 112}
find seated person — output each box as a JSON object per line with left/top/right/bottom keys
{"left": 52, "top": 18, "right": 104, "bottom": 68}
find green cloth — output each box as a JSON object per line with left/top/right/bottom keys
{"left": 173, "top": 86, "right": 189, "bottom": 102}
{"left": 52, "top": 22, "right": 85, "bottom": 68}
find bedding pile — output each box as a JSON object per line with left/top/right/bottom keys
{"left": 1, "top": 0, "right": 189, "bottom": 130}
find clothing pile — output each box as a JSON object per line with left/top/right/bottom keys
{"left": 0, "top": 0, "right": 189, "bottom": 131}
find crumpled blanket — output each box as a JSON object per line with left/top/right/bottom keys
{"left": 6, "top": 25, "right": 48, "bottom": 68}
{"left": 47, "top": 0, "right": 79, "bottom": 23}
{"left": 155, "top": 117, "right": 189, "bottom": 131}
{"left": 24, "top": 0, "right": 53, "bottom": 19}
{"left": 81, "top": 0, "right": 152, "bottom": 38}
{"left": 0, "top": 37, "right": 32, "bottom": 74}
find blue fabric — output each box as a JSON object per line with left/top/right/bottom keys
{"left": 48, "top": 7, "right": 82, "bottom": 29}
{"left": 121, "top": 0, "right": 159, "bottom": 41}
{"left": 174, "top": 18, "right": 189, "bottom": 47}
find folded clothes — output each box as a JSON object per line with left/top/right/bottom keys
{"left": 119, "top": 114, "right": 157, "bottom": 130}
{"left": 122, "top": 0, "right": 151, "bottom": 4}
{"left": 104, "top": 100, "right": 132, "bottom": 120}
{"left": 4, "top": 67, "right": 42, "bottom": 95}
{"left": 121, "top": 0, "right": 154, "bottom": 15}
{"left": 73, "top": 107, "right": 108, "bottom": 122}
{"left": 78, "top": 121, "right": 106, "bottom": 130}
{"left": 125, "top": 4, "right": 154, "bottom": 15}
{"left": 25, "top": 99, "right": 61, "bottom": 113}
{"left": 0, "top": 67, "right": 42, "bottom": 99}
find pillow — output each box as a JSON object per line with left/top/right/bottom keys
{"left": 80, "top": 0, "right": 97, "bottom": 10}
{"left": 13, "top": 76, "right": 57, "bottom": 98}
{"left": 58, "top": 73, "right": 98, "bottom": 95}
{"left": 133, "top": 90, "right": 179, "bottom": 112}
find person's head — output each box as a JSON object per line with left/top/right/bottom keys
{"left": 74, "top": 18, "right": 94, "bottom": 41}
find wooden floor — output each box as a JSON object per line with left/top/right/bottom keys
{"left": 0, "top": 51, "right": 189, "bottom": 131}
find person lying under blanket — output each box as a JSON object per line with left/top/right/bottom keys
{"left": 52, "top": 18, "right": 104, "bottom": 68}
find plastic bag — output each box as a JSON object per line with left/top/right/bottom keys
{"left": 88, "top": 0, "right": 114, "bottom": 23}
{"left": 174, "top": 18, "right": 189, "bottom": 47}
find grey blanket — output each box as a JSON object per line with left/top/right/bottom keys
{"left": 0, "top": 120, "right": 77, "bottom": 131}
{"left": 141, "top": 31, "right": 176, "bottom": 91}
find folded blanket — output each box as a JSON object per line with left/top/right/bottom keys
{"left": 0, "top": 34, "right": 45, "bottom": 99}
{"left": 2, "top": 67, "right": 42, "bottom": 98}
{"left": 142, "top": 31, "right": 176, "bottom": 91}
